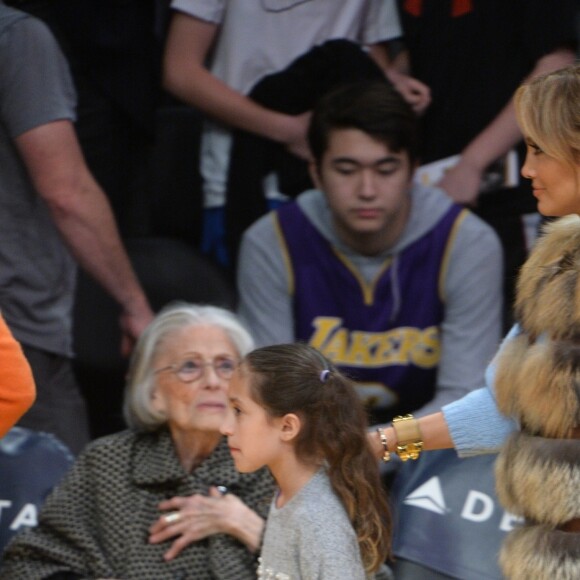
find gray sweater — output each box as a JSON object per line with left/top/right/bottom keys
{"left": 238, "top": 185, "right": 503, "bottom": 418}
{"left": 258, "top": 468, "right": 392, "bottom": 580}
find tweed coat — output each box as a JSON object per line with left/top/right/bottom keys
{"left": 1, "top": 429, "right": 274, "bottom": 579}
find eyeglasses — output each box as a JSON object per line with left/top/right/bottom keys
{"left": 154, "top": 356, "right": 238, "bottom": 383}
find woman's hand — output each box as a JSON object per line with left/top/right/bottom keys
{"left": 149, "top": 487, "right": 265, "bottom": 561}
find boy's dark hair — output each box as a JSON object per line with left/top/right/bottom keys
{"left": 307, "top": 80, "right": 420, "bottom": 166}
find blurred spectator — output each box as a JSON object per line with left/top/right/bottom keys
{"left": 224, "top": 39, "right": 390, "bottom": 267}
{"left": 163, "top": 0, "right": 430, "bottom": 267}
{"left": 6, "top": 0, "right": 165, "bottom": 237}
{"left": 0, "top": 2, "right": 153, "bottom": 454}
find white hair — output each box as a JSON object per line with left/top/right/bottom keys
{"left": 123, "top": 302, "right": 254, "bottom": 430}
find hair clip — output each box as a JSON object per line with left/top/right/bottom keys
{"left": 319, "top": 369, "right": 330, "bottom": 383}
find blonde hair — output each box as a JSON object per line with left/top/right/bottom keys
{"left": 123, "top": 302, "right": 254, "bottom": 430}
{"left": 514, "top": 63, "right": 580, "bottom": 168}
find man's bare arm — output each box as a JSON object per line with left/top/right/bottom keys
{"left": 15, "top": 120, "right": 154, "bottom": 354}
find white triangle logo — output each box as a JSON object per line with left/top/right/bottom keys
{"left": 403, "top": 476, "right": 449, "bottom": 515}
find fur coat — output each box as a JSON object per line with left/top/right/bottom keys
{"left": 494, "top": 215, "right": 580, "bottom": 580}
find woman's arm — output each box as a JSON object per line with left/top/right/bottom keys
{"left": 370, "top": 324, "right": 525, "bottom": 459}
{"left": 148, "top": 487, "right": 265, "bottom": 560}
{"left": 369, "top": 411, "right": 454, "bottom": 460}
{"left": 0, "top": 314, "right": 36, "bottom": 437}
{"left": 370, "top": 387, "right": 517, "bottom": 460}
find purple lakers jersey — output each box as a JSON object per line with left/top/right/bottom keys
{"left": 275, "top": 201, "right": 466, "bottom": 423}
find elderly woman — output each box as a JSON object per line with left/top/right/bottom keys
{"left": 1, "top": 303, "right": 274, "bottom": 579}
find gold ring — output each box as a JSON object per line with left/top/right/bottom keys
{"left": 164, "top": 511, "right": 181, "bottom": 524}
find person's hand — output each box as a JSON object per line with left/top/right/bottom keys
{"left": 385, "top": 68, "right": 431, "bottom": 115}
{"left": 149, "top": 487, "right": 257, "bottom": 561}
{"left": 119, "top": 303, "right": 154, "bottom": 357}
{"left": 437, "top": 158, "right": 483, "bottom": 206}
{"left": 281, "top": 111, "right": 312, "bottom": 161}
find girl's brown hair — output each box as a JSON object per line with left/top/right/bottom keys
{"left": 244, "top": 343, "right": 391, "bottom": 573}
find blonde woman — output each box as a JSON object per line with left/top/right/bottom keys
{"left": 370, "top": 64, "right": 580, "bottom": 580}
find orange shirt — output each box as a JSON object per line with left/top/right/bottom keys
{"left": 0, "top": 314, "right": 36, "bottom": 438}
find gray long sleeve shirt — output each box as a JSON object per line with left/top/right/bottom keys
{"left": 259, "top": 468, "right": 392, "bottom": 580}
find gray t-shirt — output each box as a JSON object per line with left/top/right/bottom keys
{"left": 259, "top": 468, "right": 392, "bottom": 580}
{"left": 0, "top": 4, "right": 77, "bottom": 356}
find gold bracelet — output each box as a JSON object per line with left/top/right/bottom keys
{"left": 376, "top": 427, "right": 391, "bottom": 462}
{"left": 392, "top": 414, "right": 423, "bottom": 461}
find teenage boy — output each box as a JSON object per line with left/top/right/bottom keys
{"left": 237, "top": 82, "right": 502, "bottom": 424}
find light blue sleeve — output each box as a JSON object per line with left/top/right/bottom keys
{"left": 442, "top": 326, "right": 520, "bottom": 457}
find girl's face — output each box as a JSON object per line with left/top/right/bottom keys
{"left": 221, "top": 369, "right": 285, "bottom": 473}
{"left": 521, "top": 138, "right": 580, "bottom": 217}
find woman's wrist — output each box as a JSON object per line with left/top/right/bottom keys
{"left": 386, "top": 427, "right": 396, "bottom": 452}
{"left": 371, "top": 426, "right": 396, "bottom": 459}
{"left": 374, "top": 419, "right": 427, "bottom": 462}
{"left": 242, "top": 515, "right": 265, "bottom": 554}
{"left": 227, "top": 502, "right": 265, "bottom": 553}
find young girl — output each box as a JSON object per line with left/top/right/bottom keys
{"left": 221, "top": 342, "right": 392, "bottom": 580}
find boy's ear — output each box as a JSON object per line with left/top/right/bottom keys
{"left": 279, "top": 413, "right": 301, "bottom": 442}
